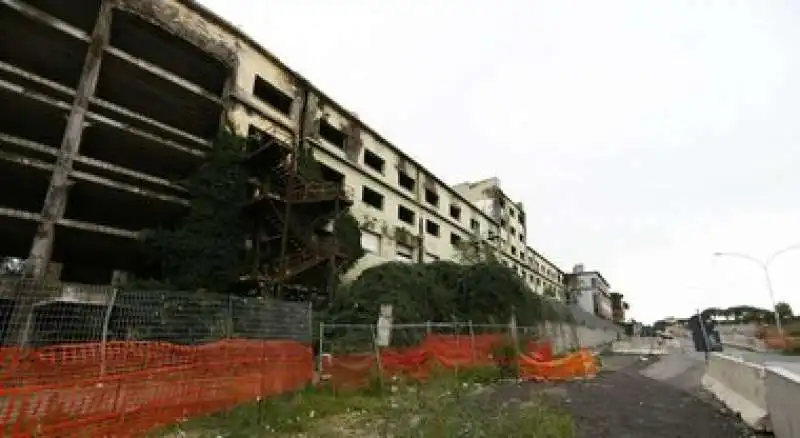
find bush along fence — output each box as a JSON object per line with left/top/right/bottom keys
{"left": 0, "top": 279, "right": 313, "bottom": 437}
{"left": 317, "top": 321, "right": 599, "bottom": 393}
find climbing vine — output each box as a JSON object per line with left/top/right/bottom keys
{"left": 137, "top": 128, "right": 249, "bottom": 292}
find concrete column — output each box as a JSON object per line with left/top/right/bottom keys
{"left": 27, "top": 0, "right": 114, "bottom": 279}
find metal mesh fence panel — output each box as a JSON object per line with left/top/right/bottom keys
{"left": 0, "top": 277, "right": 313, "bottom": 436}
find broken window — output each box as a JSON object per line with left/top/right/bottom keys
{"left": 424, "top": 188, "right": 439, "bottom": 207}
{"left": 361, "top": 186, "right": 384, "bottom": 210}
{"left": 425, "top": 219, "right": 440, "bottom": 237}
{"left": 398, "top": 171, "right": 416, "bottom": 192}
{"left": 319, "top": 119, "right": 347, "bottom": 149}
{"left": 449, "top": 204, "right": 461, "bottom": 220}
{"left": 252, "top": 75, "right": 293, "bottom": 115}
{"left": 363, "top": 149, "right": 385, "bottom": 173}
{"left": 397, "top": 205, "right": 415, "bottom": 225}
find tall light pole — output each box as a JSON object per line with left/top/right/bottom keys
{"left": 713, "top": 243, "right": 800, "bottom": 338}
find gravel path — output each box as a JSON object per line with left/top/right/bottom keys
{"left": 483, "top": 354, "right": 754, "bottom": 438}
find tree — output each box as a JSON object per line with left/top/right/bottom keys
{"left": 776, "top": 302, "right": 793, "bottom": 321}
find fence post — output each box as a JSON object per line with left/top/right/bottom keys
{"left": 371, "top": 324, "right": 384, "bottom": 392}
{"left": 468, "top": 320, "right": 476, "bottom": 364}
{"left": 426, "top": 320, "right": 432, "bottom": 335}
{"left": 99, "top": 286, "right": 119, "bottom": 380}
{"left": 317, "top": 322, "right": 325, "bottom": 377}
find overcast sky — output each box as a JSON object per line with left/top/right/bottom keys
{"left": 200, "top": 0, "right": 800, "bottom": 323}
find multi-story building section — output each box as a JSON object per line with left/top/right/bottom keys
{"left": 0, "top": 0, "right": 566, "bottom": 299}
{"left": 564, "top": 264, "right": 613, "bottom": 319}
{"left": 453, "top": 178, "right": 564, "bottom": 297}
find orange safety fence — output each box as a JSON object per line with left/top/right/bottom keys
{"left": 0, "top": 339, "right": 313, "bottom": 437}
{"left": 518, "top": 348, "right": 598, "bottom": 382}
{"left": 325, "top": 335, "right": 568, "bottom": 391}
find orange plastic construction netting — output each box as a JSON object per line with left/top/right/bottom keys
{"left": 325, "top": 335, "right": 596, "bottom": 390}
{"left": 0, "top": 339, "right": 313, "bottom": 437}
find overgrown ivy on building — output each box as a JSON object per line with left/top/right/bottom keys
{"left": 324, "top": 260, "right": 568, "bottom": 329}
{"left": 138, "top": 128, "right": 250, "bottom": 292}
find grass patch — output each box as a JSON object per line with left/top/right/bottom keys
{"left": 157, "top": 368, "right": 575, "bottom": 437}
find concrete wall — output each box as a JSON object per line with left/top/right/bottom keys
{"left": 540, "top": 321, "right": 621, "bottom": 354}
{"left": 765, "top": 365, "right": 800, "bottom": 438}
{"left": 701, "top": 353, "right": 770, "bottom": 432}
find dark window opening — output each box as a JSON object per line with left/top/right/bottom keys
{"left": 424, "top": 189, "right": 439, "bottom": 207}
{"left": 363, "top": 149, "right": 385, "bottom": 173}
{"left": 361, "top": 186, "right": 384, "bottom": 210}
{"left": 425, "top": 220, "right": 440, "bottom": 237}
{"left": 319, "top": 163, "right": 345, "bottom": 186}
{"left": 509, "top": 209, "right": 515, "bottom": 217}
{"left": 246, "top": 125, "right": 273, "bottom": 153}
{"left": 252, "top": 75, "right": 293, "bottom": 115}
{"left": 450, "top": 233, "right": 462, "bottom": 246}
{"left": 449, "top": 205, "right": 461, "bottom": 220}
{"left": 319, "top": 120, "right": 347, "bottom": 149}
{"left": 470, "top": 219, "right": 480, "bottom": 231}
{"left": 500, "top": 219, "right": 506, "bottom": 227}
{"left": 397, "top": 205, "right": 415, "bottom": 225}
{"left": 510, "top": 227, "right": 516, "bottom": 236}
{"left": 511, "top": 247, "right": 517, "bottom": 255}
{"left": 398, "top": 172, "right": 415, "bottom": 191}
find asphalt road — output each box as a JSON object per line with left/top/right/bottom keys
{"left": 720, "top": 344, "right": 800, "bottom": 366}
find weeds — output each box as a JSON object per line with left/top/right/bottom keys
{"left": 158, "top": 368, "right": 575, "bottom": 437}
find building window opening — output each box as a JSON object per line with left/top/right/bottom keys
{"left": 363, "top": 149, "right": 385, "bottom": 173}
{"left": 319, "top": 119, "right": 347, "bottom": 149}
{"left": 425, "top": 219, "right": 440, "bottom": 237}
{"left": 397, "top": 205, "right": 415, "bottom": 225}
{"left": 449, "top": 204, "right": 461, "bottom": 220}
{"left": 398, "top": 171, "right": 416, "bottom": 191}
{"left": 252, "top": 76, "right": 293, "bottom": 115}
{"left": 361, "top": 186, "right": 384, "bottom": 210}
{"left": 424, "top": 188, "right": 439, "bottom": 207}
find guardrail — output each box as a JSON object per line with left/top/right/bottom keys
{"left": 764, "top": 365, "right": 800, "bottom": 438}
{"left": 701, "top": 353, "right": 770, "bottom": 432}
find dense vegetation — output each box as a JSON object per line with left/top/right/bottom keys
{"left": 325, "top": 259, "right": 567, "bottom": 326}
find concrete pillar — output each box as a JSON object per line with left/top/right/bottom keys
{"left": 27, "top": 0, "right": 114, "bottom": 279}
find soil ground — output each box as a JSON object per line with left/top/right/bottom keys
{"left": 479, "top": 354, "right": 755, "bottom": 438}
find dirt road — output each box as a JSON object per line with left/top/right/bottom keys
{"left": 483, "top": 354, "right": 753, "bottom": 438}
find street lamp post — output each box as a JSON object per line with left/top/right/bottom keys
{"left": 713, "top": 244, "right": 800, "bottom": 338}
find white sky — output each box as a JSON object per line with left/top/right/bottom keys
{"left": 199, "top": 0, "right": 800, "bottom": 323}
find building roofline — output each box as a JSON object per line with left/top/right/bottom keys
{"left": 176, "top": 0, "right": 498, "bottom": 227}
{"left": 568, "top": 270, "right": 611, "bottom": 288}
{"left": 525, "top": 246, "right": 564, "bottom": 275}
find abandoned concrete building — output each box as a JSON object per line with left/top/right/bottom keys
{"left": 0, "top": 0, "right": 565, "bottom": 297}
